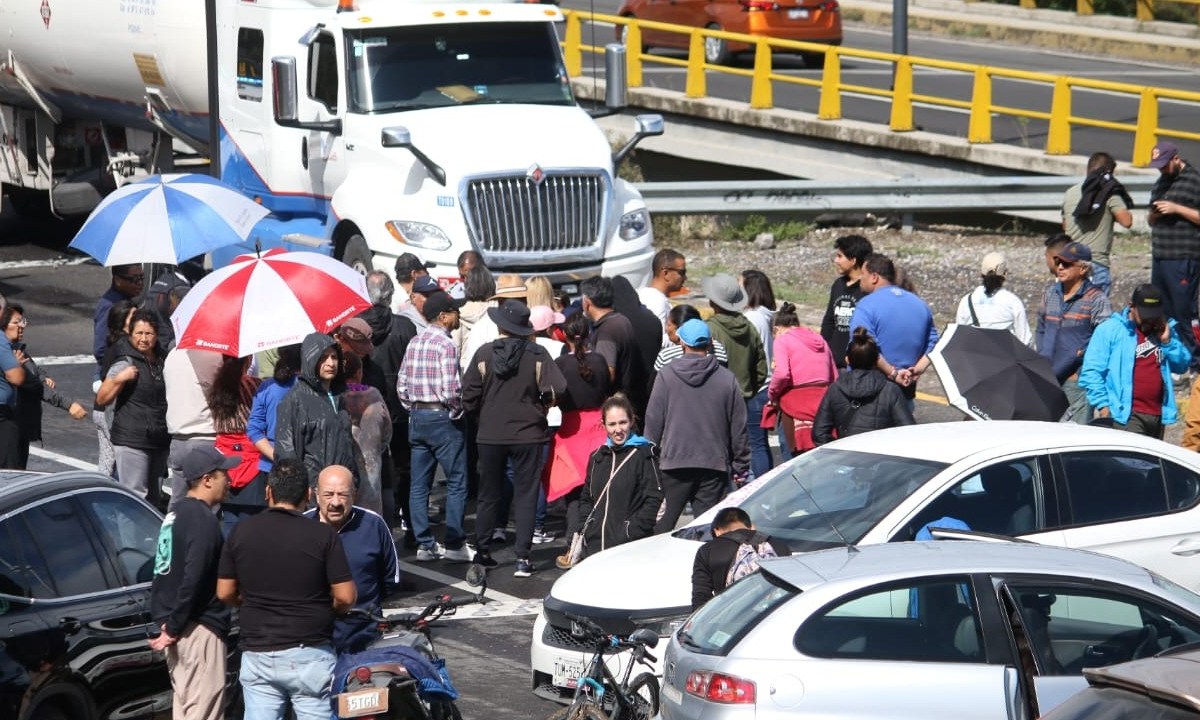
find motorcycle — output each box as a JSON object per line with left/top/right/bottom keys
{"left": 331, "top": 564, "right": 488, "bottom": 720}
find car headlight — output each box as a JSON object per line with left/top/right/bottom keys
{"left": 385, "top": 221, "right": 452, "bottom": 251}
{"left": 632, "top": 613, "right": 690, "bottom": 637}
{"left": 619, "top": 209, "right": 650, "bottom": 241}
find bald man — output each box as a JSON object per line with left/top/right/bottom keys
{"left": 304, "top": 465, "right": 400, "bottom": 653}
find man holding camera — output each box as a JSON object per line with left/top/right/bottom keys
{"left": 1080, "top": 284, "right": 1192, "bottom": 438}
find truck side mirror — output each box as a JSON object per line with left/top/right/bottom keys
{"left": 604, "top": 43, "right": 627, "bottom": 111}
{"left": 612, "top": 113, "right": 665, "bottom": 167}
{"left": 381, "top": 127, "right": 446, "bottom": 186}
{"left": 272, "top": 57, "right": 300, "bottom": 124}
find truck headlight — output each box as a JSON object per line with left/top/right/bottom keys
{"left": 619, "top": 209, "right": 650, "bottom": 241}
{"left": 385, "top": 221, "right": 452, "bottom": 251}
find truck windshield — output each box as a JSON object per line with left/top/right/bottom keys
{"left": 346, "top": 22, "right": 575, "bottom": 113}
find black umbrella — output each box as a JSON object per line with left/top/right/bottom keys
{"left": 929, "top": 324, "right": 1068, "bottom": 421}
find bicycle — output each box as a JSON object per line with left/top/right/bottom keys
{"left": 545, "top": 613, "right": 660, "bottom": 720}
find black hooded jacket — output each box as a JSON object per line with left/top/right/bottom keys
{"left": 462, "top": 336, "right": 567, "bottom": 445}
{"left": 274, "top": 333, "right": 358, "bottom": 486}
{"left": 811, "top": 369, "right": 915, "bottom": 445}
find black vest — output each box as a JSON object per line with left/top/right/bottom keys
{"left": 109, "top": 339, "right": 169, "bottom": 450}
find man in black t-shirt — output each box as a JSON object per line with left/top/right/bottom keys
{"left": 819, "top": 235, "right": 873, "bottom": 369}
{"left": 217, "top": 458, "right": 356, "bottom": 719}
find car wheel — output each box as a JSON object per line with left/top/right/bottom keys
{"left": 802, "top": 51, "right": 827, "bottom": 69}
{"left": 27, "top": 685, "right": 94, "bottom": 720}
{"left": 627, "top": 672, "right": 661, "bottom": 720}
{"left": 703, "top": 24, "right": 730, "bottom": 65}
{"left": 339, "top": 234, "right": 374, "bottom": 275}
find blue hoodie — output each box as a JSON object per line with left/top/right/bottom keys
{"left": 1079, "top": 308, "right": 1191, "bottom": 425}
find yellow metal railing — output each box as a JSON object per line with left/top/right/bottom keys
{"left": 562, "top": 10, "right": 1200, "bottom": 167}
{"left": 1021, "top": 0, "right": 1200, "bottom": 23}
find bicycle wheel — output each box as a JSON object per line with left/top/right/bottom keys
{"left": 621, "top": 672, "right": 660, "bottom": 720}
{"left": 544, "top": 702, "right": 611, "bottom": 720}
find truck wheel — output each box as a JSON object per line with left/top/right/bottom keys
{"left": 6, "top": 187, "right": 52, "bottom": 220}
{"left": 704, "top": 24, "right": 730, "bottom": 65}
{"left": 340, "top": 235, "right": 373, "bottom": 275}
{"left": 802, "top": 51, "right": 827, "bottom": 69}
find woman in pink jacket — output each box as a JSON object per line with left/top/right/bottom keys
{"left": 767, "top": 303, "right": 838, "bottom": 456}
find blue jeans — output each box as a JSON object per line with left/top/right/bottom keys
{"left": 1153, "top": 257, "right": 1200, "bottom": 368}
{"left": 240, "top": 644, "right": 334, "bottom": 720}
{"left": 408, "top": 408, "right": 468, "bottom": 550}
{"left": 746, "top": 388, "right": 774, "bottom": 479}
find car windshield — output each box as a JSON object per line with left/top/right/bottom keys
{"left": 677, "top": 571, "right": 797, "bottom": 656}
{"left": 346, "top": 22, "right": 575, "bottom": 113}
{"left": 677, "top": 449, "right": 948, "bottom": 551}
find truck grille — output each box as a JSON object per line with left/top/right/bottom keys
{"left": 463, "top": 172, "right": 607, "bottom": 254}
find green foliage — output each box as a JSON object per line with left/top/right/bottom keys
{"left": 728, "top": 214, "right": 812, "bottom": 242}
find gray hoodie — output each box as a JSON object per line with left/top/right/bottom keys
{"left": 643, "top": 353, "right": 749, "bottom": 475}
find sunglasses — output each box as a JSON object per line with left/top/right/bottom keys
{"left": 1054, "top": 259, "right": 1076, "bottom": 269}
{"left": 668, "top": 266, "right": 687, "bottom": 278}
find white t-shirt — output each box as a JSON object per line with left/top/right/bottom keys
{"left": 955, "top": 287, "right": 1033, "bottom": 346}
{"left": 636, "top": 286, "right": 672, "bottom": 347}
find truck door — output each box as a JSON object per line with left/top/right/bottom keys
{"left": 227, "top": 26, "right": 272, "bottom": 198}
{"left": 302, "top": 31, "right": 347, "bottom": 200}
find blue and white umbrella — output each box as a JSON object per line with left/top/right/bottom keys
{"left": 69, "top": 173, "right": 270, "bottom": 266}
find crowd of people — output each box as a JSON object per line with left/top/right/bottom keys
{"left": 1, "top": 138, "right": 1199, "bottom": 719}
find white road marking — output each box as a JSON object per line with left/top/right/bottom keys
{"left": 29, "top": 445, "right": 96, "bottom": 471}
{"left": 384, "top": 598, "right": 543, "bottom": 621}
{"left": 36, "top": 354, "right": 96, "bottom": 366}
{"left": 397, "top": 559, "right": 525, "bottom": 605}
{"left": 0, "top": 256, "right": 92, "bottom": 271}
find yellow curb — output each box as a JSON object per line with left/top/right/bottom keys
{"left": 916, "top": 391, "right": 949, "bottom": 406}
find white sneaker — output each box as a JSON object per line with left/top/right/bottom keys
{"left": 415, "top": 543, "right": 445, "bottom": 561}
{"left": 442, "top": 545, "right": 475, "bottom": 563}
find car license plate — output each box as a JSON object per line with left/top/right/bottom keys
{"left": 336, "top": 687, "right": 387, "bottom": 718}
{"left": 662, "top": 683, "right": 684, "bottom": 706}
{"left": 553, "top": 658, "right": 587, "bottom": 689}
{"left": 788, "top": 8, "right": 810, "bottom": 19}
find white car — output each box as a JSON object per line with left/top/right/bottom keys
{"left": 531, "top": 421, "right": 1200, "bottom": 702}
{"left": 661, "top": 541, "right": 1200, "bottom": 720}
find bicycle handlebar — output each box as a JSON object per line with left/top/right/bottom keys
{"left": 345, "top": 591, "right": 486, "bottom": 630}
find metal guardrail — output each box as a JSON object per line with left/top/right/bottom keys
{"left": 635, "top": 175, "right": 1159, "bottom": 215}
{"left": 561, "top": 11, "right": 1200, "bottom": 167}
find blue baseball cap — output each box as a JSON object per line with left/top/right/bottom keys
{"left": 677, "top": 319, "right": 711, "bottom": 348}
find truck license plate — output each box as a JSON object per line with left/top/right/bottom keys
{"left": 337, "top": 687, "right": 388, "bottom": 718}
{"left": 788, "top": 8, "right": 810, "bottom": 19}
{"left": 553, "top": 658, "right": 587, "bottom": 689}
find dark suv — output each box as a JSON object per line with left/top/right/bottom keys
{"left": 1, "top": 471, "right": 171, "bottom": 720}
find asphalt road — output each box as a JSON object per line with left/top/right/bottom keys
{"left": 563, "top": 0, "right": 1200, "bottom": 164}
{"left": 0, "top": 197, "right": 967, "bottom": 719}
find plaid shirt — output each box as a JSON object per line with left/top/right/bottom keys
{"left": 1036, "top": 279, "right": 1112, "bottom": 382}
{"left": 1151, "top": 163, "right": 1200, "bottom": 259}
{"left": 398, "top": 324, "right": 463, "bottom": 419}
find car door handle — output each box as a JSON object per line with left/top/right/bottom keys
{"left": 1171, "top": 539, "right": 1200, "bottom": 556}
{"left": 59, "top": 617, "right": 82, "bottom": 635}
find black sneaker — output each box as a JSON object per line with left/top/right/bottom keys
{"left": 474, "top": 551, "right": 498, "bottom": 569}
{"left": 514, "top": 558, "right": 536, "bottom": 578}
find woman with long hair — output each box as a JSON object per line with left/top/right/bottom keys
{"left": 768, "top": 302, "right": 838, "bottom": 455}
{"left": 96, "top": 309, "right": 170, "bottom": 507}
{"left": 208, "top": 354, "right": 263, "bottom": 534}
{"left": 3, "top": 303, "right": 87, "bottom": 469}
{"left": 548, "top": 313, "right": 611, "bottom": 568}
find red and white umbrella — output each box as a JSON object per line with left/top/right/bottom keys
{"left": 171, "top": 248, "right": 371, "bottom": 357}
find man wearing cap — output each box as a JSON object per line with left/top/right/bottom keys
{"left": 1080, "top": 284, "right": 1190, "bottom": 438}
{"left": 848, "top": 254, "right": 939, "bottom": 408}
{"left": 462, "top": 299, "right": 566, "bottom": 577}
{"left": 303, "top": 465, "right": 400, "bottom": 653}
{"left": 398, "top": 290, "right": 473, "bottom": 563}
{"left": 460, "top": 273, "right": 528, "bottom": 372}
{"left": 1148, "top": 141, "right": 1200, "bottom": 371}
{"left": 148, "top": 446, "right": 238, "bottom": 720}
{"left": 399, "top": 275, "right": 442, "bottom": 331}
{"left": 1062, "top": 151, "right": 1133, "bottom": 296}
{"left": 701, "top": 273, "right": 770, "bottom": 478}
{"left": 1036, "top": 241, "right": 1113, "bottom": 424}
{"left": 645, "top": 318, "right": 749, "bottom": 533}
{"left": 954, "top": 252, "right": 1032, "bottom": 346}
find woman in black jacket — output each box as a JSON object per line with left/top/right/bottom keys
{"left": 574, "top": 394, "right": 664, "bottom": 563}
{"left": 96, "top": 309, "right": 170, "bottom": 507}
{"left": 812, "top": 328, "right": 915, "bottom": 444}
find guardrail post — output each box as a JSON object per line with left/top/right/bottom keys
{"left": 563, "top": 12, "right": 583, "bottom": 78}
{"left": 1136, "top": 0, "right": 1154, "bottom": 21}
{"left": 626, "top": 23, "right": 644, "bottom": 88}
{"left": 1133, "top": 87, "right": 1159, "bottom": 167}
{"left": 890, "top": 56, "right": 914, "bottom": 131}
{"left": 685, "top": 30, "right": 707, "bottom": 98}
{"left": 750, "top": 40, "right": 773, "bottom": 109}
{"left": 817, "top": 50, "right": 842, "bottom": 120}
{"left": 1076, "top": 0, "right": 1094, "bottom": 15}
{"left": 1018, "top": 0, "right": 1035, "bottom": 7}
{"left": 967, "top": 67, "right": 993, "bottom": 143}
{"left": 1046, "top": 76, "right": 1071, "bottom": 155}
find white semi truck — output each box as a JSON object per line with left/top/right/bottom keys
{"left": 0, "top": 0, "right": 662, "bottom": 287}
